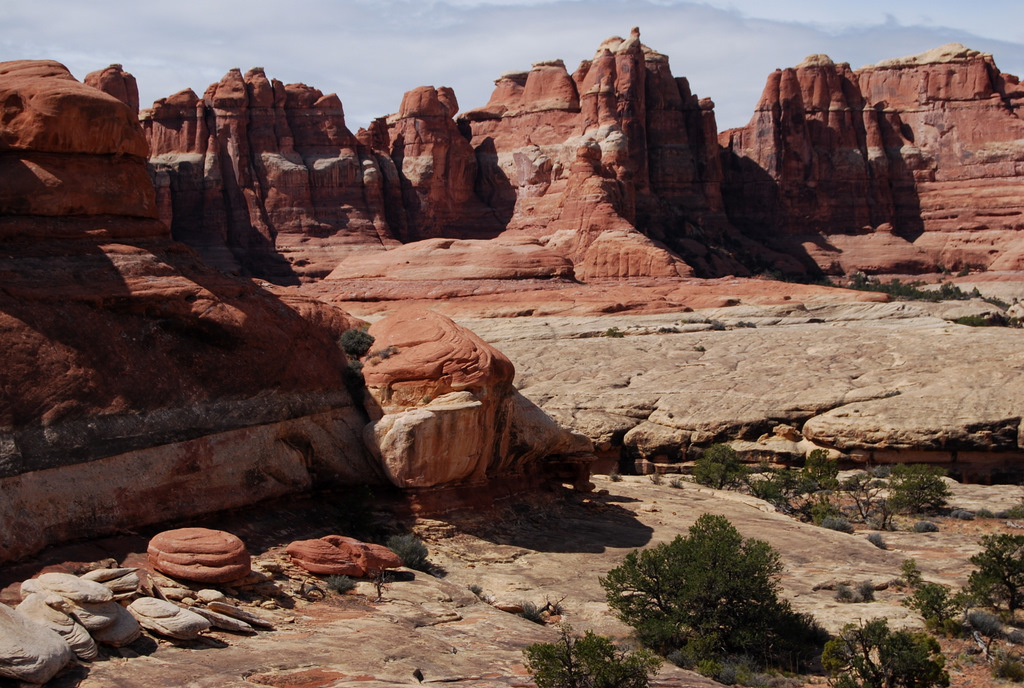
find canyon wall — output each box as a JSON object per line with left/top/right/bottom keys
{"left": 722, "top": 44, "right": 1024, "bottom": 275}
{"left": 0, "top": 61, "right": 590, "bottom": 564}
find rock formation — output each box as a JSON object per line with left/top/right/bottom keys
{"left": 463, "top": 28, "right": 762, "bottom": 279}
{"left": 136, "top": 30, "right": 783, "bottom": 285}
{"left": 0, "top": 60, "right": 376, "bottom": 564}
{"left": 722, "top": 44, "right": 1024, "bottom": 275}
{"left": 147, "top": 528, "right": 251, "bottom": 584}
{"left": 132, "top": 36, "right": 1024, "bottom": 283}
{"left": 0, "top": 60, "right": 597, "bottom": 564}
{"left": 141, "top": 67, "right": 403, "bottom": 281}
{"left": 362, "top": 308, "right": 595, "bottom": 502}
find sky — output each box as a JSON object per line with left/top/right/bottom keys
{"left": 4, "top": 0, "right": 1024, "bottom": 131}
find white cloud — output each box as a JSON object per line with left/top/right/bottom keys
{"left": 2, "top": 0, "right": 1022, "bottom": 131}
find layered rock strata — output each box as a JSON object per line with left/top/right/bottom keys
{"left": 722, "top": 44, "right": 1024, "bottom": 275}
{"left": 0, "top": 61, "right": 377, "bottom": 564}
{"left": 463, "top": 28, "right": 769, "bottom": 279}
{"left": 141, "top": 67, "right": 403, "bottom": 282}
{"left": 137, "top": 30, "right": 781, "bottom": 285}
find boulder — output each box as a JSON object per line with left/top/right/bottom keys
{"left": 90, "top": 604, "right": 142, "bottom": 647}
{"left": 362, "top": 308, "right": 594, "bottom": 493}
{"left": 80, "top": 567, "right": 141, "bottom": 598}
{"left": 321, "top": 536, "right": 403, "bottom": 574}
{"left": 67, "top": 599, "right": 125, "bottom": 632}
{"left": 286, "top": 538, "right": 364, "bottom": 576}
{"left": 0, "top": 602, "right": 73, "bottom": 684}
{"left": 20, "top": 572, "right": 113, "bottom": 605}
{"left": 16, "top": 593, "right": 97, "bottom": 661}
{"left": 148, "top": 528, "right": 251, "bottom": 584}
{"left": 127, "top": 597, "right": 211, "bottom": 640}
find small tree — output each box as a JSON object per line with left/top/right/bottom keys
{"left": 886, "top": 464, "right": 951, "bottom": 514}
{"left": 523, "top": 624, "right": 661, "bottom": 688}
{"left": 905, "top": 582, "right": 961, "bottom": 634}
{"left": 692, "top": 445, "right": 748, "bottom": 490}
{"left": 803, "top": 449, "right": 839, "bottom": 491}
{"left": 840, "top": 472, "right": 888, "bottom": 522}
{"left": 822, "top": 619, "right": 949, "bottom": 688}
{"left": 601, "top": 513, "right": 824, "bottom": 669}
{"left": 966, "top": 533, "right": 1024, "bottom": 613}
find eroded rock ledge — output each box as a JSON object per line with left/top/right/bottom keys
{"left": 465, "top": 302, "right": 1024, "bottom": 481}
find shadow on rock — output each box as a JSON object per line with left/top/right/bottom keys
{"left": 448, "top": 490, "right": 654, "bottom": 554}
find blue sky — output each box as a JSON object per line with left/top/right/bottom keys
{"left": 4, "top": 0, "right": 1023, "bottom": 131}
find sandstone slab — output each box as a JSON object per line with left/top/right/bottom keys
{"left": 0, "top": 602, "right": 73, "bottom": 684}
{"left": 127, "top": 597, "right": 211, "bottom": 640}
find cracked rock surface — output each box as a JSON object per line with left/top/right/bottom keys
{"left": 461, "top": 301, "right": 1024, "bottom": 478}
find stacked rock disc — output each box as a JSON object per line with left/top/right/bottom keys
{"left": 147, "top": 528, "right": 251, "bottom": 584}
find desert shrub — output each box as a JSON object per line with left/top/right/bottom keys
{"left": 846, "top": 273, "right": 970, "bottom": 302}
{"left": 519, "top": 601, "right": 545, "bottom": 624}
{"left": 835, "top": 585, "right": 855, "bottom": 603}
{"left": 976, "top": 508, "right": 996, "bottom": 519}
{"left": 992, "top": 650, "right": 1024, "bottom": 682}
{"left": 967, "top": 534, "right": 1024, "bottom": 613}
{"left": 887, "top": 464, "right": 951, "bottom": 514}
{"left": 468, "top": 584, "right": 483, "bottom": 597}
{"left": 949, "top": 508, "right": 975, "bottom": 521}
{"left": 820, "top": 516, "right": 854, "bottom": 534}
{"left": 604, "top": 327, "right": 625, "bottom": 338}
{"left": 866, "top": 533, "right": 887, "bottom": 550}
{"left": 967, "top": 610, "right": 1004, "bottom": 639}
{"left": 693, "top": 444, "right": 749, "bottom": 490}
{"left": 609, "top": 472, "right": 622, "bottom": 482}
{"left": 954, "top": 315, "right": 993, "bottom": 327}
{"left": 338, "top": 327, "right": 375, "bottom": 358}
{"left": 997, "top": 503, "right": 1024, "bottom": 519}
{"left": 523, "top": 624, "right": 662, "bottom": 688}
{"left": 914, "top": 520, "right": 940, "bottom": 533}
{"left": 857, "top": 580, "right": 876, "bottom": 603}
{"left": 326, "top": 574, "right": 356, "bottom": 593}
{"left": 822, "top": 619, "right": 948, "bottom": 688}
{"left": 649, "top": 472, "right": 663, "bottom": 485}
{"left": 810, "top": 499, "right": 841, "bottom": 525}
{"left": 709, "top": 320, "right": 726, "bottom": 331}
{"left": 871, "top": 465, "right": 892, "bottom": 479}
{"left": 601, "top": 513, "right": 825, "bottom": 670}
{"left": 669, "top": 477, "right": 684, "bottom": 489}
{"left": 840, "top": 472, "right": 888, "bottom": 524}
{"left": 387, "top": 534, "right": 430, "bottom": 572}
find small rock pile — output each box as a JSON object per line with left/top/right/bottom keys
{"left": 1, "top": 527, "right": 409, "bottom": 684}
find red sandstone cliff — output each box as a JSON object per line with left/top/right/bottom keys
{"left": 134, "top": 30, "right": 760, "bottom": 284}
{"left": 722, "top": 44, "right": 1024, "bottom": 274}
{"left": 463, "top": 28, "right": 766, "bottom": 278}
{"left": 122, "top": 37, "right": 1024, "bottom": 282}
